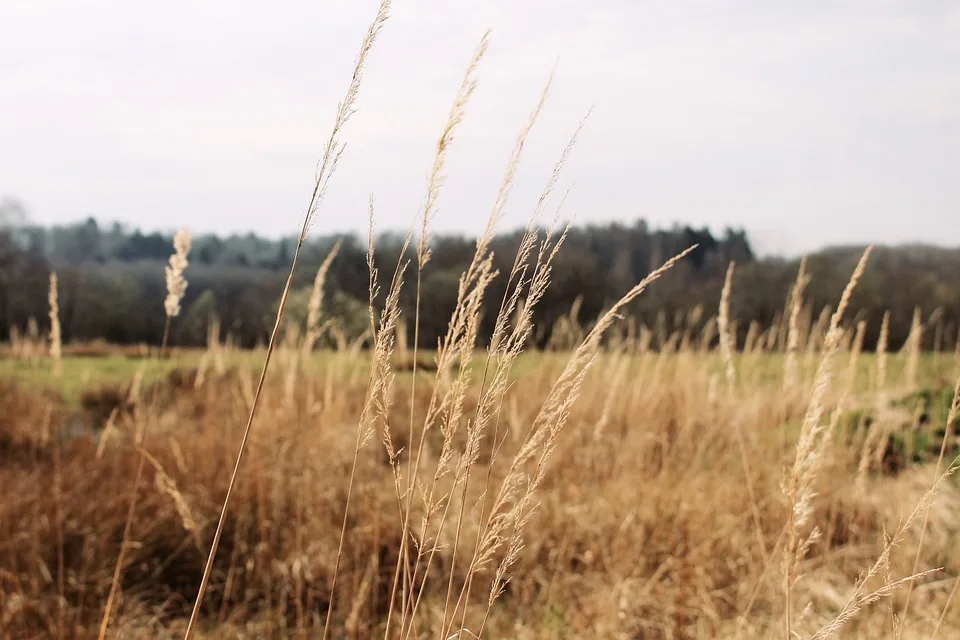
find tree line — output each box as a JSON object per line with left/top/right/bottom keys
{"left": 2, "top": 208, "right": 959, "bottom": 353}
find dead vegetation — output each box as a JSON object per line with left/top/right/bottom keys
{"left": 2, "top": 310, "right": 960, "bottom": 638}
{"left": 3, "top": 4, "right": 960, "bottom": 638}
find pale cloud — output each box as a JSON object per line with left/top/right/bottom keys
{"left": 1, "top": 0, "right": 958, "bottom": 256}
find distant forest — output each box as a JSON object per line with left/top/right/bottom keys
{"left": 2, "top": 208, "right": 960, "bottom": 352}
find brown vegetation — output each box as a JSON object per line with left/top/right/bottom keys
{"left": 2, "top": 325, "right": 960, "bottom": 638}
{"left": 3, "top": 4, "right": 960, "bottom": 639}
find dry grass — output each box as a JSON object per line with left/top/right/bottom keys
{"left": 3, "top": 331, "right": 960, "bottom": 638}
{"left": 4, "top": 9, "right": 960, "bottom": 640}
{"left": 4, "top": 242, "right": 960, "bottom": 638}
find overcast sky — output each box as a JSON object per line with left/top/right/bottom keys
{"left": 2, "top": 0, "right": 959, "bottom": 256}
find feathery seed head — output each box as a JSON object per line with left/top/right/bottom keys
{"left": 164, "top": 227, "right": 192, "bottom": 318}
{"left": 48, "top": 271, "right": 61, "bottom": 377}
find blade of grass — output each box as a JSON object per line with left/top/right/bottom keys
{"left": 182, "top": 3, "right": 391, "bottom": 636}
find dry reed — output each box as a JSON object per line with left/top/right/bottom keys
{"left": 782, "top": 246, "right": 871, "bottom": 638}
{"left": 784, "top": 257, "right": 808, "bottom": 390}
{"left": 181, "top": 3, "right": 392, "bottom": 638}
{"left": 304, "top": 238, "right": 343, "bottom": 355}
{"left": 48, "top": 272, "right": 61, "bottom": 379}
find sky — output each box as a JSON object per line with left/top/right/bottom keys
{"left": 2, "top": 0, "right": 959, "bottom": 257}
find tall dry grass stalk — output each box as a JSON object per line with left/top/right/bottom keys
{"left": 394, "top": 316, "right": 409, "bottom": 356}
{"left": 812, "top": 398, "right": 960, "bottom": 640}
{"left": 784, "top": 256, "right": 808, "bottom": 390}
{"left": 206, "top": 315, "right": 227, "bottom": 375}
{"left": 164, "top": 228, "right": 191, "bottom": 319}
{"left": 931, "top": 308, "right": 945, "bottom": 374}
{"left": 445, "top": 246, "right": 696, "bottom": 639}
{"left": 303, "top": 238, "right": 343, "bottom": 354}
{"left": 48, "top": 272, "right": 61, "bottom": 379}
{"left": 182, "top": 3, "right": 392, "bottom": 637}
{"left": 163, "top": 227, "right": 192, "bottom": 353}
{"left": 844, "top": 320, "right": 866, "bottom": 399}
{"left": 381, "top": 31, "right": 491, "bottom": 638}
{"left": 744, "top": 320, "right": 760, "bottom": 355}
{"left": 807, "top": 305, "right": 831, "bottom": 356}
{"left": 98, "top": 228, "right": 192, "bottom": 640}
{"left": 897, "top": 372, "right": 960, "bottom": 635}
{"left": 766, "top": 317, "right": 780, "bottom": 352}
{"left": 698, "top": 316, "right": 717, "bottom": 355}
{"left": 782, "top": 246, "right": 872, "bottom": 639}
{"left": 437, "top": 111, "right": 590, "bottom": 639}
{"left": 718, "top": 262, "right": 766, "bottom": 580}
{"left": 315, "top": 68, "right": 591, "bottom": 637}
{"left": 935, "top": 566, "right": 960, "bottom": 637}
{"left": 323, "top": 199, "right": 411, "bottom": 639}
{"left": 905, "top": 307, "right": 922, "bottom": 390}
{"left": 431, "top": 124, "right": 591, "bottom": 640}
{"left": 718, "top": 262, "right": 736, "bottom": 392}
{"left": 877, "top": 310, "right": 890, "bottom": 393}
{"left": 28, "top": 316, "right": 40, "bottom": 365}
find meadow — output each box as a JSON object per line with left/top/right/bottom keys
{"left": 3, "top": 287, "right": 960, "bottom": 639}
{"left": 4, "top": 2, "right": 960, "bottom": 638}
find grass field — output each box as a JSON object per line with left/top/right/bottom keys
{"left": 4, "top": 4, "right": 960, "bottom": 637}
{"left": 3, "top": 336, "right": 960, "bottom": 638}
